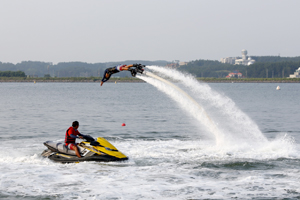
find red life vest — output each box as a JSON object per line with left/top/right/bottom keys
{"left": 65, "top": 127, "right": 78, "bottom": 144}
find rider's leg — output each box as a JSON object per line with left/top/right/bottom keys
{"left": 71, "top": 144, "right": 81, "bottom": 158}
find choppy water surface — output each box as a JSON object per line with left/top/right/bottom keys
{"left": 0, "top": 70, "right": 300, "bottom": 199}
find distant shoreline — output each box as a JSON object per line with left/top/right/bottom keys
{"left": 1, "top": 77, "right": 300, "bottom": 83}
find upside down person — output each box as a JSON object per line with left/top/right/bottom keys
{"left": 100, "top": 64, "right": 143, "bottom": 86}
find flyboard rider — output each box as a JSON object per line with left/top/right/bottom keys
{"left": 65, "top": 121, "right": 85, "bottom": 158}
{"left": 100, "top": 64, "right": 145, "bottom": 86}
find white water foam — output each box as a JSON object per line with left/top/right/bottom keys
{"left": 0, "top": 136, "right": 298, "bottom": 199}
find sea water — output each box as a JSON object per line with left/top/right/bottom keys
{"left": 0, "top": 72, "right": 300, "bottom": 199}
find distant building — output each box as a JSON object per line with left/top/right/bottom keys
{"left": 235, "top": 49, "right": 256, "bottom": 65}
{"left": 220, "top": 57, "right": 237, "bottom": 65}
{"left": 166, "top": 63, "right": 179, "bottom": 68}
{"left": 289, "top": 67, "right": 300, "bottom": 78}
{"left": 27, "top": 75, "right": 38, "bottom": 78}
{"left": 179, "top": 62, "right": 188, "bottom": 66}
{"left": 220, "top": 49, "right": 255, "bottom": 66}
{"left": 226, "top": 70, "right": 243, "bottom": 78}
{"left": 166, "top": 61, "right": 187, "bottom": 68}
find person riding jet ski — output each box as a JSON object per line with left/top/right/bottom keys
{"left": 100, "top": 63, "right": 145, "bottom": 86}
{"left": 65, "top": 121, "right": 85, "bottom": 157}
{"left": 42, "top": 122, "right": 128, "bottom": 163}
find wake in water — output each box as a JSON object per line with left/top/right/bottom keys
{"left": 1, "top": 79, "right": 299, "bottom": 199}
{"left": 137, "top": 66, "right": 295, "bottom": 153}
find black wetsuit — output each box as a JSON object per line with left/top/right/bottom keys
{"left": 101, "top": 65, "right": 124, "bottom": 83}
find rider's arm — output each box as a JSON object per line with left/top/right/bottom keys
{"left": 70, "top": 133, "right": 85, "bottom": 139}
{"left": 70, "top": 134, "right": 79, "bottom": 138}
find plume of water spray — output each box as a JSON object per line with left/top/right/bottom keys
{"left": 138, "top": 66, "right": 268, "bottom": 147}
{"left": 139, "top": 72, "right": 224, "bottom": 145}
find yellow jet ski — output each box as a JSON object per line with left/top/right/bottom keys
{"left": 41, "top": 135, "right": 128, "bottom": 163}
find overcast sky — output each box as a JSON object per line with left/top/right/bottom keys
{"left": 0, "top": 0, "right": 299, "bottom": 64}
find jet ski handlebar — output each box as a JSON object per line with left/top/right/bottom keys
{"left": 80, "top": 134, "right": 95, "bottom": 142}
{"left": 80, "top": 134, "right": 102, "bottom": 147}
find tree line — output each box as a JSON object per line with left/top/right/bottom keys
{"left": 1, "top": 56, "right": 300, "bottom": 78}
{"left": 179, "top": 60, "right": 245, "bottom": 78}
{"left": 251, "top": 56, "right": 300, "bottom": 63}
{"left": 245, "top": 61, "right": 300, "bottom": 78}
{"left": 0, "top": 60, "right": 168, "bottom": 78}
{"left": 179, "top": 56, "right": 300, "bottom": 78}
{"left": 0, "top": 70, "right": 26, "bottom": 77}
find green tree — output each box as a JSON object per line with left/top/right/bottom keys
{"left": 0, "top": 70, "right": 26, "bottom": 77}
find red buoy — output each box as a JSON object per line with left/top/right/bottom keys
{"left": 122, "top": 123, "right": 126, "bottom": 126}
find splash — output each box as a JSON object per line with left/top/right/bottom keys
{"left": 137, "top": 66, "right": 268, "bottom": 147}
{"left": 142, "top": 71, "right": 224, "bottom": 145}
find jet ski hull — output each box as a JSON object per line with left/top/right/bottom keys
{"left": 44, "top": 151, "right": 128, "bottom": 163}
{"left": 41, "top": 136, "right": 128, "bottom": 163}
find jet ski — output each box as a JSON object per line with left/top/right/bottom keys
{"left": 41, "top": 135, "right": 128, "bottom": 163}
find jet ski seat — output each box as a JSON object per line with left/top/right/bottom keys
{"left": 44, "top": 141, "right": 84, "bottom": 156}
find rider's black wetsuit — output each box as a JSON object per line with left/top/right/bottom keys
{"left": 101, "top": 64, "right": 126, "bottom": 83}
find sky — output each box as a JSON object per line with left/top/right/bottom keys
{"left": 0, "top": 0, "right": 299, "bottom": 64}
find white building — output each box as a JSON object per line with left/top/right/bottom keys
{"left": 234, "top": 49, "right": 256, "bottom": 65}
{"left": 220, "top": 57, "right": 237, "bottom": 65}
{"left": 289, "top": 67, "right": 300, "bottom": 78}
{"left": 179, "top": 62, "right": 188, "bottom": 66}
{"left": 220, "top": 49, "right": 255, "bottom": 66}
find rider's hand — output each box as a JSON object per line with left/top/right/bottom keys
{"left": 79, "top": 136, "right": 84, "bottom": 139}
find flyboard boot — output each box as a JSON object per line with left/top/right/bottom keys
{"left": 129, "top": 64, "right": 145, "bottom": 77}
